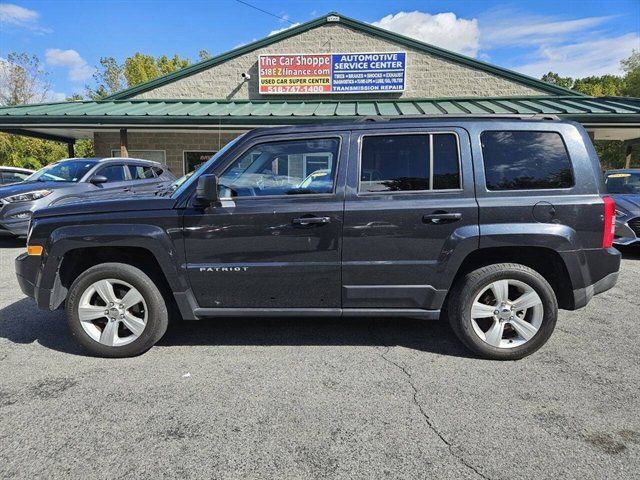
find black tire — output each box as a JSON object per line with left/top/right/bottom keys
{"left": 66, "top": 262, "right": 168, "bottom": 358}
{"left": 447, "top": 263, "right": 558, "bottom": 360}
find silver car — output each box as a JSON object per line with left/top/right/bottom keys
{"left": 604, "top": 169, "right": 640, "bottom": 246}
{"left": 0, "top": 157, "right": 175, "bottom": 237}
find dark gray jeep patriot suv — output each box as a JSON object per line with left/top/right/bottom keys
{"left": 16, "top": 117, "right": 621, "bottom": 360}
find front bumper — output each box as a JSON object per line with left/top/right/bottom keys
{"left": 614, "top": 216, "right": 640, "bottom": 246}
{"left": 15, "top": 252, "right": 49, "bottom": 308}
{"left": 0, "top": 217, "right": 30, "bottom": 236}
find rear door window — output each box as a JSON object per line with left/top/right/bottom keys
{"left": 480, "top": 131, "right": 574, "bottom": 190}
{"left": 359, "top": 133, "right": 461, "bottom": 192}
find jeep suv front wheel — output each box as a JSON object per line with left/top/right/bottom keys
{"left": 448, "top": 263, "right": 558, "bottom": 360}
{"left": 66, "top": 263, "right": 168, "bottom": 357}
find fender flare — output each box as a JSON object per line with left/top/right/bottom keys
{"left": 39, "top": 223, "right": 189, "bottom": 310}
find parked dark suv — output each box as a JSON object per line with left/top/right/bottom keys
{"left": 15, "top": 117, "right": 620, "bottom": 359}
{"left": 0, "top": 157, "right": 175, "bottom": 236}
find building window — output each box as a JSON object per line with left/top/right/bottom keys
{"left": 184, "top": 151, "right": 217, "bottom": 174}
{"left": 481, "top": 131, "right": 574, "bottom": 191}
{"left": 111, "top": 150, "right": 166, "bottom": 164}
{"left": 303, "top": 153, "right": 332, "bottom": 177}
{"left": 359, "top": 133, "right": 461, "bottom": 192}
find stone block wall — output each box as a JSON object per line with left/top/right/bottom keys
{"left": 134, "top": 23, "right": 548, "bottom": 101}
{"left": 93, "top": 131, "right": 244, "bottom": 175}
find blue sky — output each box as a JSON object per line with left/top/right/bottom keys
{"left": 1, "top": 0, "right": 639, "bottom": 100}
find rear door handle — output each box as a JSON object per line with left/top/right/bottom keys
{"left": 423, "top": 212, "right": 462, "bottom": 224}
{"left": 292, "top": 216, "right": 331, "bottom": 226}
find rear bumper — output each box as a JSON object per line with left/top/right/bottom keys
{"left": 564, "top": 247, "right": 621, "bottom": 310}
{"left": 572, "top": 271, "right": 619, "bottom": 310}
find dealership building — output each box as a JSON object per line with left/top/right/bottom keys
{"left": 0, "top": 12, "right": 639, "bottom": 175}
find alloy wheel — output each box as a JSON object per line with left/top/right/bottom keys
{"left": 470, "top": 279, "right": 543, "bottom": 349}
{"left": 77, "top": 279, "right": 148, "bottom": 347}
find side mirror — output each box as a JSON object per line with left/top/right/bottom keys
{"left": 90, "top": 175, "right": 108, "bottom": 185}
{"left": 194, "top": 174, "right": 219, "bottom": 207}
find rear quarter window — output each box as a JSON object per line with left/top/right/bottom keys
{"left": 128, "top": 165, "right": 155, "bottom": 180}
{"left": 481, "top": 131, "right": 574, "bottom": 191}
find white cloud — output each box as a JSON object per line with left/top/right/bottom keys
{"left": 480, "top": 10, "right": 616, "bottom": 48}
{"left": 372, "top": 11, "right": 480, "bottom": 57}
{"left": 514, "top": 33, "right": 640, "bottom": 78}
{"left": 268, "top": 22, "right": 301, "bottom": 36}
{"left": 45, "top": 48, "right": 94, "bottom": 81}
{"left": 0, "top": 3, "right": 50, "bottom": 33}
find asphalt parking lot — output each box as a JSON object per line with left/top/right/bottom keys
{"left": 0, "top": 238, "right": 638, "bottom": 480}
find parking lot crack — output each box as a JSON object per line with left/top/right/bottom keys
{"left": 374, "top": 343, "right": 491, "bottom": 480}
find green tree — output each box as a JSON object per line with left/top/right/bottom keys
{"left": 540, "top": 51, "right": 640, "bottom": 169}
{"left": 74, "top": 139, "right": 95, "bottom": 158}
{"left": 157, "top": 54, "right": 190, "bottom": 75}
{"left": 124, "top": 53, "right": 190, "bottom": 85}
{"left": 621, "top": 50, "right": 640, "bottom": 96}
{"left": 0, "top": 52, "right": 95, "bottom": 167}
{"left": 541, "top": 72, "right": 574, "bottom": 89}
{"left": 198, "top": 49, "right": 212, "bottom": 61}
{"left": 86, "top": 57, "right": 126, "bottom": 99}
{"left": 88, "top": 53, "right": 191, "bottom": 97}
{"left": 573, "top": 75, "right": 623, "bottom": 96}
{"left": 0, "top": 52, "right": 51, "bottom": 106}
{"left": 124, "top": 53, "right": 160, "bottom": 86}
{"left": 0, "top": 133, "right": 67, "bottom": 169}
{"left": 541, "top": 71, "right": 624, "bottom": 97}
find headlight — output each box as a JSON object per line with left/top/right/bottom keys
{"left": 2, "top": 190, "right": 52, "bottom": 203}
{"left": 9, "top": 211, "right": 32, "bottom": 219}
{"left": 615, "top": 208, "right": 628, "bottom": 218}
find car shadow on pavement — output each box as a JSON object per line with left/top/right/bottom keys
{"left": 0, "top": 298, "right": 472, "bottom": 358}
{"left": 158, "top": 315, "right": 473, "bottom": 358}
{"left": 0, "top": 298, "right": 85, "bottom": 355}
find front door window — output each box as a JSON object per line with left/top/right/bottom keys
{"left": 218, "top": 138, "right": 340, "bottom": 197}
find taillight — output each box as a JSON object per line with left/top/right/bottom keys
{"left": 602, "top": 196, "right": 616, "bottom": 248}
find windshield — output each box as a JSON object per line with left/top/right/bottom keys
{"left": 605, "top": 172, "right": 640, "bottom": 194}
{"left": 26, "top": 160, "right": 97, "bottom": 183}
{"left": 170, "top": 135, "right": 244, "bottom": 198}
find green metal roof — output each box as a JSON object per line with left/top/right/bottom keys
{"left": 105, "top": 12, "right": 578, "bottom": 100}
{"left": 0, "top": 97, "right": 638, "bottom": 127}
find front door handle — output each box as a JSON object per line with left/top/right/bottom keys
{"left": 292, "top": 216, "right": 331, "bottom": 226}
{"left": 423, "top": 212, "right": 462, "bottom": 224}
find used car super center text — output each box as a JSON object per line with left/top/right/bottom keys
{"left": 1, "top": 12, "right": 638, "bottom": 359}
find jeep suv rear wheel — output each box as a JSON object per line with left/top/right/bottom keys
{"left": 448, "top": 263, "right": 558, "bottom": 360}
{"left": 66, "top": 263, "right": 168, "bottom": 357}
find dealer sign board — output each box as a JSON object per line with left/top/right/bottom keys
{"left": 258, "top": 52, "right": 406, "bottom": 94}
